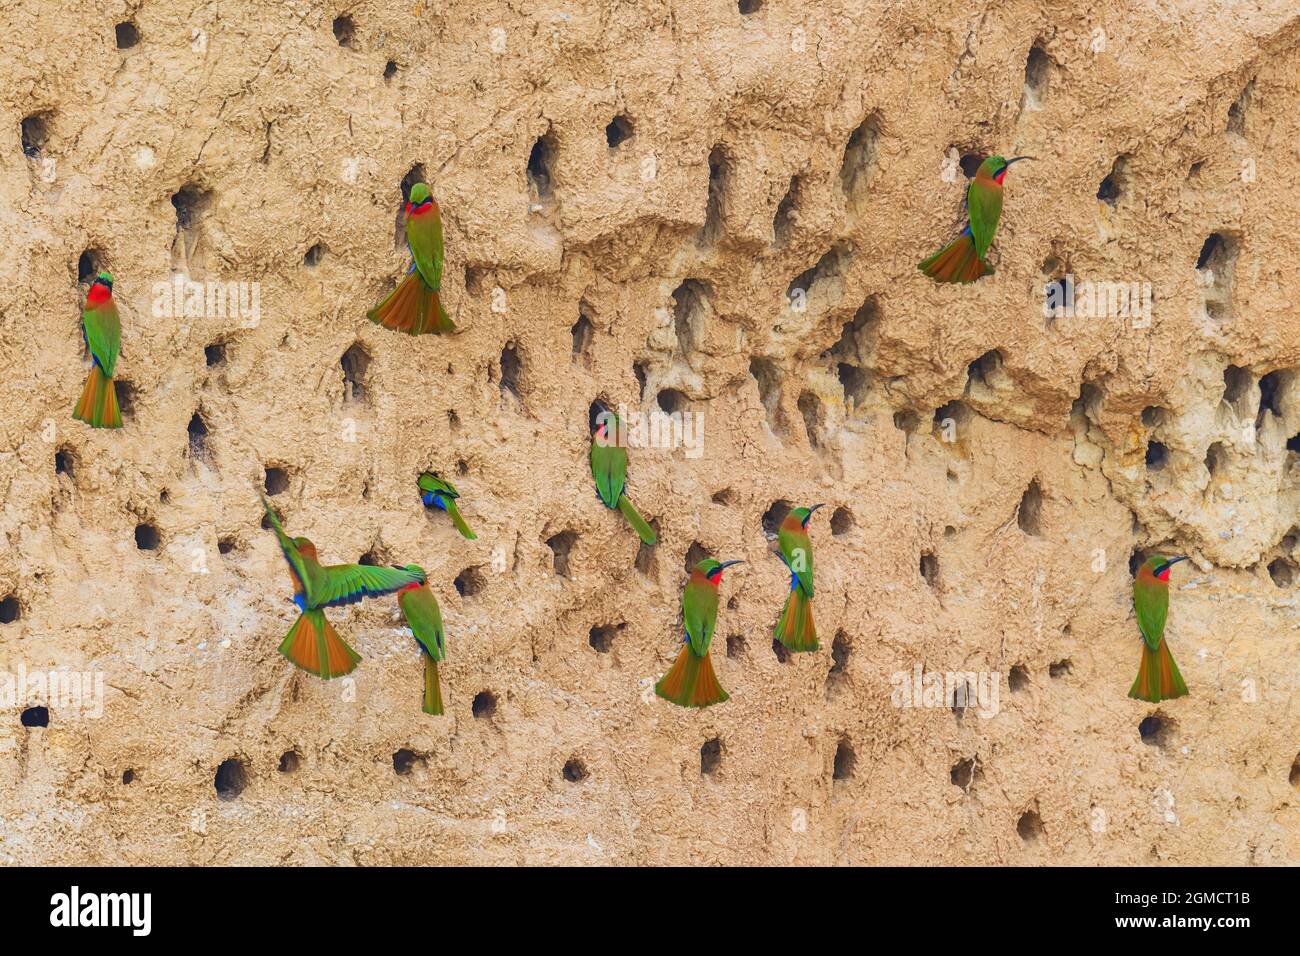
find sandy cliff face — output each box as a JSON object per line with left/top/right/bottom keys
{"left": 0, "top": 0, "right": 1297, "bottom": 864}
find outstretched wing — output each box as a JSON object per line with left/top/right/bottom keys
{"left": 313, "top": 563, "right": 426, "bottom": 608}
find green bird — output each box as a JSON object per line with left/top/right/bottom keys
{"left": 262, "top": 496, "right": 425, "bottom": 679}
{"left": 417, "top": 472, "right": 476, "bottom": 539}
{"left": 590, "top": 405, "right": 657, "bottom": 545}
{"left": 73, "top": 271, "right": 123, "bottom": 428}
{"left": 1129, "top": 555, "right": 1190, "bottom": 703}
{"left": 397, "top": 577, "right": 447, "bottom": 715}
{"left": 368, "top": 181, "right": 455, "bottom": 334}
{"left": 774, "top": 504, "right": 823, "bottom": 652}
{"left": 656, "top": 558, "right": 743, "bottom": 708}
{"left": 919, "top": 155, "right": 1033, "bottom": 283}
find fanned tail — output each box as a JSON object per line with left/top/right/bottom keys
{"left": 918, "top": 231, "right": 989, "bottom": 284}
{"left": 422, "top": 652, "right": 444, "bottom": 715}
{"left": 278, "top": 609, "right": 360, "bottom": 680}
{"left": 655, "top": 643, "right": 728, "bottom": 708}
{"left": 1128, "top": 639, "right": 1188, "bottom": 703}
{"left": 445, "top": 500, "right": 477, "bottom": 540}
{"left": 73, "top": 363, "right": 122, "bottom": 429}
{"left": 367, "top": 270, "right": 455, "bottom": 335}
{"left": 776, "top": 586, "right": 818, "bottom": 652}
{"left": 617, "top": 494, "right": 657, "bottom": 545}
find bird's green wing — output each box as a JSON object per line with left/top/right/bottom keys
{"left": 966, "top": 179, "right": 1004, "bottom": 261}
{"left": 406, "top": 207, "right": 445, "bottom": 290}
{"left": 400, "top": 586, "right": 446, "bottom": 662}
{"left": 417, "top": 472, "right": 458, "bottom": 498}
{"left": 682, "top": 578, "right": 719, "bottom": 657}
{"left": 778, "top": 524, "right": 814, "bottom": 597}
{"left": 590, "top": 439, "right": 627, "bottom": 510}
{"left": 313, "top": 563, "right": 426, "bottom": 608}
{"left": 1134, "top": 579, "right": 1169, "bottom": 651}
{"left": 83, "top": 300, "right": 121, "bottom": 376}
{"left": 261, "top": 496, "right": 311, "bottom": 597}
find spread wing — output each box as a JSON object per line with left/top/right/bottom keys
{"left": 313, "top": 563, "right": 426, "bottom": 608}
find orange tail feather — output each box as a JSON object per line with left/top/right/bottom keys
{"left": 368, "top": 271, "right": 454, "bottom": 335}
{"left": 422, "top": 653, "right": 444, "bottom": 715}
{"left": 278, "top": 609, "right": 360, "bottom": 680}
{"left": 1128, "top": 639, "right": 1188, "bottom": 703}
{"left": 655, "top": 644, "right": 729, "bottom": 708}
{"left": 919, "top": 233, "right": 989, "bottom": 284}
{"left": 73, "top": 364, "right": 122, "bottom": 429}
{"left": 776, "top": 588, "right": 818, "bottom": 652}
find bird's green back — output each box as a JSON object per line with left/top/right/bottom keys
{"left": 682, "top": 573, "right": 719, "bottom": 657}
{"left": 83, "top": 297, "right": 121, "bottom": 376}
{"left": 590, "top": 420, "right": 628, "bottom": 509}
{"left": 1134, "top": 575, "right": 1169, "bottom": 651}
{"left": 400, "top": 583, "right": 446, "bottom": 661}
{"left": 778, "top": 523, "right": 814, "bottom": 597}
{"left": 967, "top": 172, "right": 1004, "bottom": 261}
{"left": 406, "top": 201, "right": 444, "bottom": 290}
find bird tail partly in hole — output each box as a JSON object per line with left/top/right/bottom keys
{"left": 655, "top": 643, "right": 728, "bottom": 708}
{"left": 617, "top": 494, "right": 657, "bottom": 545}
{"left": 422, "top": 652, "right": 444, "bottom": 715}
{"left": 73, "top": 363, "right": 122, "bottom": 429}
{"left": 278, "top": 609, "right": 361, "bottom": 680}
{"left": 1128, "top": 639, "right": 1188, "bottom": 703}
{"left": 776, "top": 586, "right": 818, "bottom": 652}
{"left": 918, "top": 230, "right": 989, "bottom": 284}
{"left": 367, "top": 269, "right": 454, "bottom": 335}
{"left": 445, "top": 499, "right": 477, "bottom": 540}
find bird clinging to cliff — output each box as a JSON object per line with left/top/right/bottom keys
{"left": 1129, "top": 555, "right": 1190, "bottom": 703}
{"left": 417, "top": 472, "right": 477, "bottom": 540}
{"left": 368, "top": 181, "right": 455, "bottom": 334}
{"left": 918, "top": 155, "right": 1033, "bottom": 284}
{"left": 656, "top": 558, "right": 742, "bottom": 708}
{"left": 774, "top": 504, "right": 822, "bottom": 653}
{"left": 396, "top": 576, "right": 447, "bottom": 715}
{"left": 73, "top": 271, "right": 123, "bottom": 429}
{"left": 262, "top": 496, "right": 425, "bottom": 679}
{"left": 589, "top": 403, "right": 657, "bottom": 546}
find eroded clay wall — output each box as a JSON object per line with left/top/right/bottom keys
{"left": 0, "top": 0, "right": 1297, "bottom": 864}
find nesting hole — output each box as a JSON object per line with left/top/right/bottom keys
{"left": 134, "top": 524, "right": 160, "bottom": 551}
{"left": 1017, "top": 809, "right": 1044, "bottom": 843}
{"left": 454, "top": 565, "right": 487, "bottom": 597}
{"left": 684, "top": 541, "right": 711, "bottom": 575}
{"left": 1008, "top": 664, "right": 1029, "bottom": 692}
{"left": 546, "top": 531, "right": 577, "bottom": 578}
{"left": 1049, "top": 659, "right": 1072, "bottom": 678}
{"left": 383, "top": 60, "right": 398, "bottom": 81}
{"left": 303, "top": 243, "right": 327, "bottom": 267}
{"left": 187, "top": 411, "right": 209, "bottom": 459}
{"left": 562, "top": 757, "right": 589, "bottom": 782}
{"left": 77, "top": 249, "right": 101, "bottom": 284}
{"left": 21, "top": 706, "right": 49, "bottom": 728}
{"left": 830, "top": 507, "right": 854, "bottom": 535}
{"left": 121, "top": 769, "right": 136, "bottom": 785}
{"left": 1022, "top": 43, "right": 1052, "bottom": 106}
{"left": 392, "top": 749, "right": 418, "bottom": 775}
{"left": 55, "top": 448, "right": 74, "bottom": 478}
{"left": 726, "top": 634, "right": 746, "bottom": 658}
{"left": 657, "top": 389, "right": 688, "bottom": 414}
{"left": 762, "top": 500, "right": 792, "bottom": 537}
{"left": 499, "top": 344, "right": 522, "bottom": 398}
{"left": 472, "top": 691, "right": 497, "bottom": 719}
{"left": 1097, "top": 156, "right": 1128, "bottom": 205}
{"left": 115, "top": 21, "right": 140, "bottom": 49}
{"left": 700, "top": 738, "right": 722, "bottom": 775}
{"left": 1017, "top": 479, "right": 1043, "bottom": 536}
{"left": 588, "top": 624, "right": 619, "bottom": 653}
{"left": 264, "top": 467, "right": 290, "bottom": 496}
{"left": 341, "top": 343, "right": 370, "bottom": 404}
{"left": 950, "top": 757, "right": 978, "bottom": 790}
{"left": 1267, "top": 559, "right": 1294, "bottom": 588}
{"left": 204, "top": 341, "right": 227, "bottom": 366}
{"left": 20, "top": 112, "right": 48, "bottom": 158}
{"left": 919, "top": 552, "right": 939, "bottom": 588}
{"left": 571, "top": 309, "right": 594, "bottom": 358}
{"left": 738, "top": 0, "right": 762, "bottom": 12}
{"left": 604, "top": 115, "right": 633, "bottom": 148}
{"left": 1145, "top": 441, "right": 1168, "bottom": 471}
{"left": 278, "top": 750, "right": 300, "bottom": 773}
{"left": 1139, "top": 713, "right": 1175, "bottom": 748}
{"left": 527, "top": 132, "right": 556, "bottom": 202}
{"left": 771, "top": 638, "right": 790, "bottom": 664}
{"left": 832, "top": 738, "right": 856, "bottom": 781}
{"left": 214, "top": 758, "right": 248, "bottom": 800}
{"left": 332, "top": 15, "right": 356, "bottom": 48}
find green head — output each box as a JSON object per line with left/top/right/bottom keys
{"left": 94, "top": 270, "right": 114, "bottom": 289}
{"left": 401, "top": 563, "right": 427, "bottom": 582}
{"left": 407, "top": 182, "right": 431, "bottom": 205}
{"left": 1140, "top": 554, "right": 1187, "bottom": 584}
{"left": 697, "top": 558, "right": 744, "bottom": 584}
{"left": 981, "top": 155, "right": 1034, "bottom": 183}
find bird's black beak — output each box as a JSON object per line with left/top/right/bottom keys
{"left": 808, "top": 503, "right": 825, "bottom": 514}
{"left": 718, "top": 560, "right": 745, "bottom": 570}
{"left": 1166, "top": 556, "right": 1189, "bottom": 567}
{"left": 1006, "top": 156, "right": 1036, "bottom": 165}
